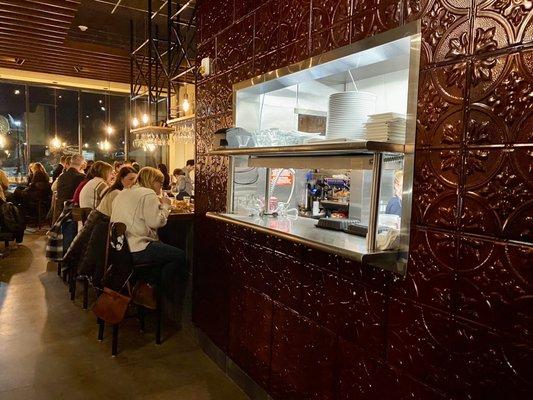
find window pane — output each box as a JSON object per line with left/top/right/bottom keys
{"left": 28, "top": 87, "right": 79, "bottom": 173}
{"left": 80, "top": 92, "right": 126, "bottom": 163}
{"left": 0, "top": 83, "right": 27, "bottom": 176}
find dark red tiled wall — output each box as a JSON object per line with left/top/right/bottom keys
{"left": 194, "top": 1, "right": 533, "bottom": 398}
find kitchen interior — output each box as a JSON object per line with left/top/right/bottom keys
{"left": 209, "top": 29, "right": 419, "bottom": 274}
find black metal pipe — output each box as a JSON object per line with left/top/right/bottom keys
{"left": 147, "top": 0, "right": 152, "bottom": 119}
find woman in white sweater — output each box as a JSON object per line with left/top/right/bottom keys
{"left": 97, "top": 166, "right": 137, "bottom": 216}
{"left": 111, "top": 167, "right": 185, "bottom": 301}
{"left": 79, "top": 161, "right": 114, "bottom": 209}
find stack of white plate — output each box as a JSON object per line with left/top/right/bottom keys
{"left": 363, "top": 112, "right": 406, "bottom": 143}
{"left": 326, "top": 91, "right": 376, "bottom": 140}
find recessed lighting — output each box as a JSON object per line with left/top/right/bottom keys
{"left": 78, "top": 25, "right": 88, "bottom": 32}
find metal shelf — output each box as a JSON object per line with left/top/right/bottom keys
{"left": 208, "top": 141, "right": 411, "bottom": 158}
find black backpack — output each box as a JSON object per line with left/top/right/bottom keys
{"left": 0, "top": 202, "right": 26, "bottom": 243}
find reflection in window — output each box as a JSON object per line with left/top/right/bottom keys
{"left": 128, "top": 97, "right": 169, "bottom": 167}
{"left": 0, "top": 83, "right": 27, "bottom": 177}
{"left": 80, "top": 92, "right": 126, "bottom": 163}
{"left": 28, "top": 87, "right": 79, "bottom": 174}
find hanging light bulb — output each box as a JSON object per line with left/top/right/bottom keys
{"left": 132, "top": 117, "right": 139, "bottom": 128}
{"left": 98, "top": 139, "right": 111, "bottom": 151}
{"left": 142, "top": 113, "right": 149, "bottom": 124}
{"left": 182, "top": 93, "right": 190, "bottom": 113}
{"left": 50, "top": 136, "right": 62, "bottom": 150}
{"left": 106, "top": 125, "right": 114, "bottom": 135}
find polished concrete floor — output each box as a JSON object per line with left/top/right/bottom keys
{"left": 0, "top": 232, "right": 248, "bottom": 400}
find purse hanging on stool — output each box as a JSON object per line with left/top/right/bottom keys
{"left": 92, "top": 272, "right": 133, "bottom": 325}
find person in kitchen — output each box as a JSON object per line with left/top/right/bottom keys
{"left": 385, "top": 170, "right": 403, "bottom": 216}
{"left": 182, "top": 159, "right": 194, "bottom": 195}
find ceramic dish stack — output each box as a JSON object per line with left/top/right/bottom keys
{"left": 326, "top": 91, "right": 376, "bottom": 140}
{"left": 363, "top": 112, "right": 406, "bottom": 143}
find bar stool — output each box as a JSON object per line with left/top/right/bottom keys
{"left": 97, "top": 222, "right": 163, "bottom": 356}
{"left": 67, "top": 207, "right": 92, "bottom": 309}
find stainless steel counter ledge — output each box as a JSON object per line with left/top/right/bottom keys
{"left": 206, "top": 212, "right": 404, "bottom": 274}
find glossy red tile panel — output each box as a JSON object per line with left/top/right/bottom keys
{"left": 474, "top": 0, "right": 533, "bottom": 51}
{"left": 416, "top": 63, "right": 467, "bottom": 148}
{"left": 216, "top": 14, "right": 254, "bottom": 72}
{"left": 393, "top": 229, "right": 456, "bottom": 311}
{"left": 278, "top": 0, "right": 311, "bottom": 45}
{"left": 270, "top": 303, "right": 336, "bottom": 400}
{"left": 229, "top": 286, "right": 272, "bottom": 388}
{"left": 311, "top": 0, "right": 351, "bottom": 33}
{"left": 195, "top": 1, "right": 533, "bottom": 399}
{"left": 469, "top": 49, "right": 533, "bottom": 145}
{"left": 412, "top": 150, "right": 460, "bottom": 230}
{"left": 456, "top": 237, "right": 533, "bottom": 339}
{"left": 254, "top": 0, "right": 280, "bottom": 58}
{"left": 338, "top": 338, "right": 446, "bottom": 400}
{"left": 461, "top": 148, "right": 532, "bottom": 240}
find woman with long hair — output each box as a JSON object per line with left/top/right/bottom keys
{"left": 97, "top": 166, "right": 137, "bottom": 216}
{"left": 111, "top": 167, "right": 185, "bottom": 302}
{"left": 79, "top": 161, "right": 114, "bottom": 209}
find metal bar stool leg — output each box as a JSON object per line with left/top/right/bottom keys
{"left": 82, "top": 279, "right": 89, "bottom": 310}
{"left": 69, "top": 274, "right": 76, "bottom": 301}
{"left": 97, "top": 318, "right": 105, "bottom": 341}
{"left": 155, "top": 291, "right": 162, "bottom": 345}
{"left": 137, "top": 307, "right": 145, "bottom": 333}
{"left": 112, "top": 324, "right": 119, "bottom": 356}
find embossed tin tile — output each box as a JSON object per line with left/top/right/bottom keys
{"left": 270, "top": 302, "right": 336, "bottom": 400}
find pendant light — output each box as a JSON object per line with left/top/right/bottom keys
{"left": 50, "top": 89, "right": 62, "bottom": 150}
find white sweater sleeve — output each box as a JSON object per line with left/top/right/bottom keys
{"left": 142, "top": 193, "right": 170, "bottom": 230}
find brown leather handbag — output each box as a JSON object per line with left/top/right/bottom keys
{"left": 92, "top": 287, "right": 131, "bottom": 324}
{"left": 132, "top": 282, "right": 157, "bottom": 310}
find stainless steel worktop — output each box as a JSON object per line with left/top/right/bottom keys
{"left": 206, "top": 212, "right": 404, "bottom": 274}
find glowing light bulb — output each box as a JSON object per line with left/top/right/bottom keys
{"left": 132, "top": 117, "right": 139, "bottom": 128}
{"left": 182, "top": 99, "right": 190, "bottom": 113}
{"left": 142, "top": 113, "right": 149, "bottom": 124}
{"left": 50, "top": 136, "right": 62, "bottom": 149}
{"left": 106, "top": 125, "right": 114, "bottom": 134}
{"left": 0, "top": 135, "right": 6, "bottom": 149}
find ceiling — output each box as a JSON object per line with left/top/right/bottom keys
{"left": 0, "top": 0, "right": 196, "bottom": 85}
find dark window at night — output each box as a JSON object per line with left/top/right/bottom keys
{"left": 81, "top": 92, "right": 126, "bottom": 163}
{"left": 27, "top": 87, "right": 79, "bottom": 174}
{"left": 0, "top": 83, "right": 27, "bottom": 176}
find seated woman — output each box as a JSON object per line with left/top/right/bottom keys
{"left": 170, "top": 168, "right": 184, "bottom": 191}
{"left": 14, "top": 162, "right": 52, "bottom": 208}
{"left": 111, "top": 167, "right": 186, "bottom": 302}
{"left": 173, "top": 175, "right": 191, "bottom": 200}
{"left": 63, "top": 166, "right": 135, "bottom": 286}
{"left": 79, "top": 161, "right": 114, "bottom": 209}
{"left": 97, "top": 166, "right": 137, "bottom": 217}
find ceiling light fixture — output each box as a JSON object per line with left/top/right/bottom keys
{"left": 78, "top": 25, "right": 88, "bottom": 32}
{"left": 182, "top": 93, "right": 190, "bottom": 113}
